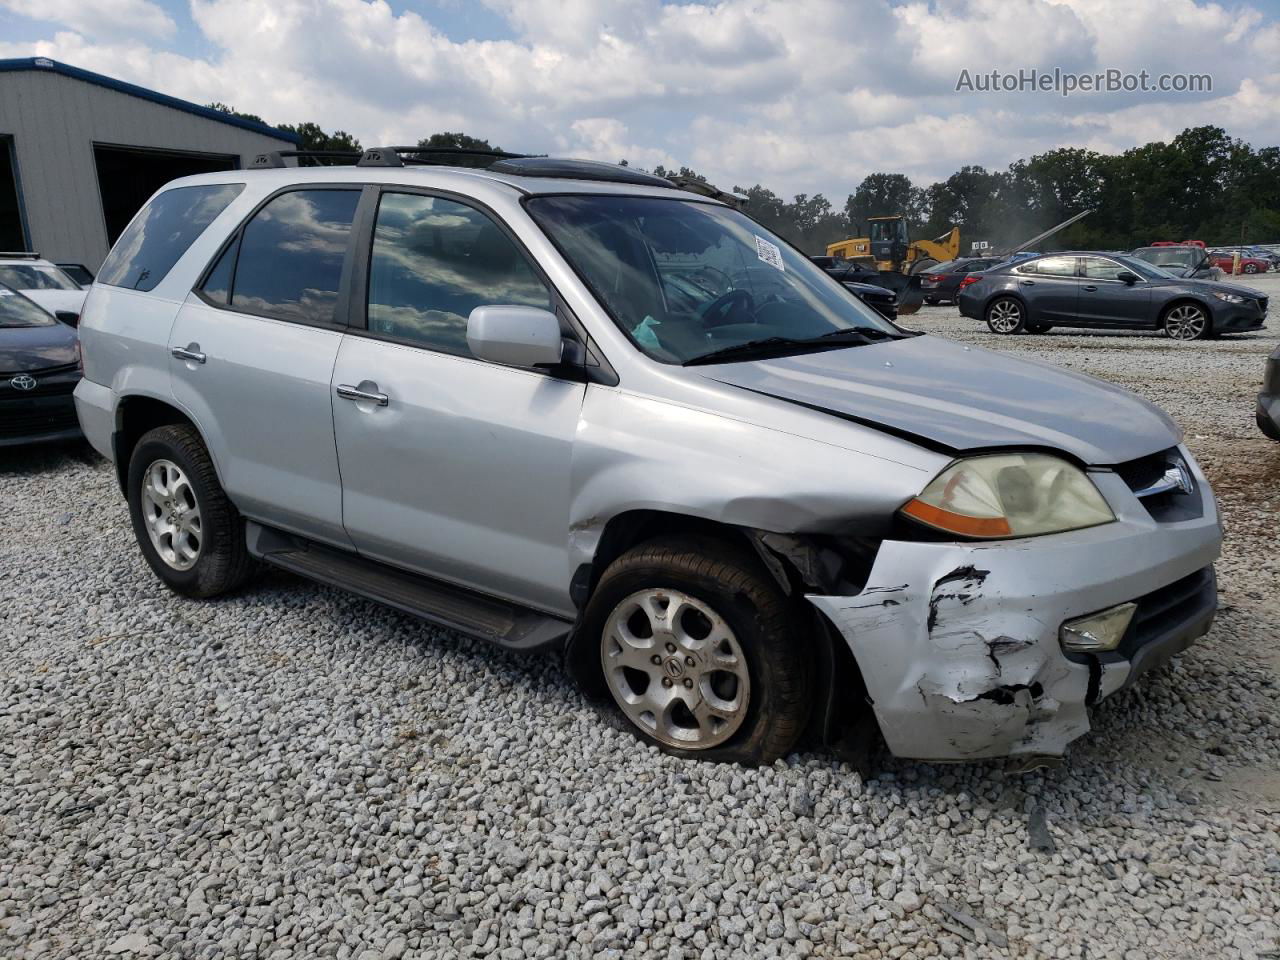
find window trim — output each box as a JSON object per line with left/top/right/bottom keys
{"left": 347, "top": 184, "right": 616, "bottom": 384}
{"left": 191, "top": 183, "right": 366, "bottom": 333}
{"left": 1078, "top": 256, "right": 1140, "bottom": 283}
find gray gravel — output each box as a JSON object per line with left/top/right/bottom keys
{"left": 2, "top": 277, "right": 1279, "bottom": 959}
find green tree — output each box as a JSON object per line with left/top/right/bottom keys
{"left": 276, "top": 122, "right": 362, "bottom": 154}
{"left": 205, "top": 102, "right": 264, "bottom": 124}
{"left": 846, "top": 173, "right": 926, "bottom": 234}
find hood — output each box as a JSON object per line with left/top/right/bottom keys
{"left": 21, "top": 289, "right": 88, "bottom": 315}
{"left": 701, "top": 335, "right": 1181, "bottom": 465}
{"left": 0, "top": 320, "right": 78, "bottom": 373}
{"left": 1145, "top": 276, "right": 1265, "bottom": 299}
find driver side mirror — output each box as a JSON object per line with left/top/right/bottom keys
{"left": 467, "top": 305, "right": 563, "bottom": 368}
{"left": 1116, "top": 271, "right": 1139, "bottom": 285}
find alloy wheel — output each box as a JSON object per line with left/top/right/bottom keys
{"left": 988, "top": 299, "right": 1022, "bottom": 333}
{"left": 1164, "top": 304, "right": 1208, "bottom": 341}
{"left": 600, "top": 588, "right": 751, "bottom": 749}
{"left": 140, "top": 459, "right": 203, "bottom": 570}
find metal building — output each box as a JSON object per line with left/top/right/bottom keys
{"left": 0, "top": 57, "right": 298, "bottom": 270}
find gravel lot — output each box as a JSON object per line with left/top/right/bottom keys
{"left": 3, "top": 277, "right": 1278, "bottom": 960}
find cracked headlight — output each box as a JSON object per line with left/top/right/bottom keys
{"left": 902, "top": 453, "right": 1115, "bottom": 539}
{"left": 1212, "top": 291, "right": 1245, "bottom": 303}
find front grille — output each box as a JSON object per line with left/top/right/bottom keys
{"left": 1110, "top": 447, "right": 1203, "bottom": 522}
{"left": 0, "top": 397, "right": 79, "bottom": 439}
{"left": 1118, "top": 566, "right": 1215, "bottom": 659}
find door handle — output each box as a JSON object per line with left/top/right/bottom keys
{"left": 171, "top": 344, "right": 206, "bottom": 364}
{"left": 336, "top": 384, "right": 389, "bottom": 406}
{"left": 1019, "top": 279, "right": 1035, "bottom": 286}
{"left": 1082, "top": 285, "right": 1098, "bottom": 292}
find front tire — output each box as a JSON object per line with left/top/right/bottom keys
{"left": 1161, "top": 302, "right": 1211, "bottom": 341}
{"left": 127, "top": 424, "right": 252, "bottom": 598}
{"left": 986, "top": 296, "right": 1026, "bottom": 334}
{"left": 1244, "top": 263, "right": 1259, "bottom": 274}
{"left": 582, "top": 537, "right": 810, "bottom": 765}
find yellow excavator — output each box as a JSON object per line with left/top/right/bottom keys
{"left": 826, "top": 216, "right": 961, "bottom": 276}
{"left": 823, "top": 216, "right": 960, "bottom": 315}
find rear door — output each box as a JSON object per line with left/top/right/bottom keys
{"left": 169, "top": 186, "right": 364, "bottom": 547}
{"left": 1015, "top": 256, "right": 1079, "bottom": 322}
{"left": 1077, "top": 256, "right": 1152, "bottom": 327}
{"left": 331, "top": 189, "right": 586, "bottom": 614}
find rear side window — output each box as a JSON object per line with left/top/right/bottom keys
{"left": 1023, "top": 256, "right": 1077, "bottom": 278}
{"left": 229, "top": 189, "right": 361, "bottom": 325}
{"left": 99, "top": 184, "right": 244, "bottom": 292}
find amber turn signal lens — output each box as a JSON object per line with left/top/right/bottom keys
{"left": 901, "top": 498, "right": 1013, "bottom": 538}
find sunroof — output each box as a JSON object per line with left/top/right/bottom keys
{"left": 487, "top": 157, "right": 672, "bottom": 187}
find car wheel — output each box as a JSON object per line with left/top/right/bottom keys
{"left": 985, "top": 297, "right": 1026, "bottom": 334}
{"left": 1244, "top": 263, "right": 1258, "bottom": 274}
{"left": 1161, "top": 303, "right": 1211, "bottom": 341}
{"left": 127, "top": 424, "right": 253, "bottom": 597}
{"left": 583, "top": 537, "right": 810, "bottom": 765}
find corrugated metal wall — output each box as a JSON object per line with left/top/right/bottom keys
{"left": 0, "top": 70, "right": 293, "bottom": 269}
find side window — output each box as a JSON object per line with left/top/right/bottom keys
{"left": 367, "top": 192, "right": 552, "bottom": 357}
{"left": 231, "top": 189, "right": 360, "bottom": 324}
{"left": 1030, "top": 256, "right": 1077, "bottom": 278}
{"left": 201, "top": 237, "right": 238, "bottom": 305}
{"left": 1081, "top": 257, "right": 1127, "bottom": 280}
{"left": 99, "top": 183, "right": 244, "bottom": 292}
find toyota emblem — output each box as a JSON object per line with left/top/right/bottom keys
{"left": 10, "top": 374, "right": 36, "bottom": 391}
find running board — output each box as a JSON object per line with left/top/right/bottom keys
{"left": 245, "top": 522, "right": 571, "bottom": 652}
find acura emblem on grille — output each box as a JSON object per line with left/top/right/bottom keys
{"left": 10, "top": 374, "right": 37, "bottom": 391}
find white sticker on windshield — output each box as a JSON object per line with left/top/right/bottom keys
{"left": 754, "top": 235, "right": 785, "bottom": 272}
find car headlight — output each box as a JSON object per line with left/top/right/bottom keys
{"left": 901, "top": 453, "right": 1115, "bottom": 539}
{"left": 1213, "top": 291, "right": 1245, "bottom": 303}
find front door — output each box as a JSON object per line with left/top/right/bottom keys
{"left": 332, "top": 190, "right": 586, "bottom": 615}
{"left": 169, "top": 186, "right": 363, "bottom": 547}
{"left": 1077, "top": 256, "right": 1153, "bottom": 327}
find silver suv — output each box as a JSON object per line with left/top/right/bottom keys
{"left": 74, "top": 150, "right": 1222, "bottom": 765}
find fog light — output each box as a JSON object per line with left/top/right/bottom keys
{"left": 1060, "top": 603, "right": 1137, "bottom": 653}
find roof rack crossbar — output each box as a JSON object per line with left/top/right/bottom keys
{"left": 357, "top": 145, "right": 531, "bottom": 168}
{"left": 247, "top": 150, "right": 362, "bottom": 169}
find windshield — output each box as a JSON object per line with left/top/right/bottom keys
{"left": 525, "top": 195, "right": 897, "bottom": 364}
{"left": 0, "top": 263, "right": 81, "bottom": 291}
{"left": 1132, "top": 248, "right": 1200, "bottom": 271}
{"left": 0, "top": 285, "right": 56, "bottom": 327}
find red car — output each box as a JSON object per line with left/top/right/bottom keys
{"left": 1207, "top": 250, "right": 1270, "bottom": 275}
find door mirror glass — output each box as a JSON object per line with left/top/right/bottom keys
{"left": 467, "top": 305, "right": 563, "bottom": 368}
{"left": 1116, "top": 271, "right": 1139, "bottom": 284}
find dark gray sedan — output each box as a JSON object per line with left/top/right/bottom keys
{"left": 958, "top": 252, "right": 1268, "bottom": 341}
{"left": 1259, "top": 345, "right": 1280, "bottom": 441}
{"left": 0, "top": 283, "right": 82, "bottom": 446}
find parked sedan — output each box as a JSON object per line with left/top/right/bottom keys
{"left": 1259, "top": 345, "right": 1280, "bottom": 441}
{"left": 958, "top": 253, "right": 1268, "bottom": 340}
{"left": 920, "top": 257, "right": 1002, "bottom": 304}
{"left": 1206, "top": 250, "right": 1270, "bottom": 275}
{"left": 0, "top": 283, "right": 82, "bottom": 446}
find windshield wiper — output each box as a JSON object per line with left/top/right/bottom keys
{"left": 683, "top": 328, "right": 883, "bottom": 366}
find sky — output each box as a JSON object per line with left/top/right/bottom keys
{"left": 2, "top": 0, "right": 1280, "bottom": 202}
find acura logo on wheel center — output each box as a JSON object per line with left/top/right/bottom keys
{"left": 664, "top": 657, "right": 684, "bottom": 678}
{"left": 10, "top": 374, "right": 36, "bottom": 391}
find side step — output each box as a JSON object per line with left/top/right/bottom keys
{"left": 245, "top": 522, "right": 572, "bottom": 652}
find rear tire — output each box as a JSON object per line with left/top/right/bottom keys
{"left": 1244, "top": 263, "right": 1258, "bottom": 274}
{"left": 581, "top": 537, "right": 810, "bottom": 765}
{"left": 127, "top": 424, "right": 253, "bottom": 598}
{"left": 985, "top": 296, "right": 1026, "bottom": 334}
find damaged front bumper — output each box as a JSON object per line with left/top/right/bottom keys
{"left": 807, "top": 470, "right": 1222, "bottom": 762}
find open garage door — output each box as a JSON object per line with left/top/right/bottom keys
{"left": 0, "top": 136, "right": 27, "bottom": 250}
{"left": 93, "top": 144, "right": 236, "bottom": 246}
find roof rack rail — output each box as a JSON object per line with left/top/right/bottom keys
{"left": 356, "top": 145, "right": 530, "bottom": 168}
{"left": 666, "top": 175, "right": 748, "bottom": 209}
{"left": 0, "top": 251, "right": 41, "bottom": 259}
{"left": 247, "top": 150, "right": 362, "bottom": 169}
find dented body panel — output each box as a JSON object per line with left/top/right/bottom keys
{"left": 808, "top": 458, "right": 1222, "bottom": 760}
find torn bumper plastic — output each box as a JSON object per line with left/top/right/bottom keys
{"left": 807, "top": 476, "right": 1222, "bottom": 761}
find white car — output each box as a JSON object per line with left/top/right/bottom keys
{"left": 0, "top": 253, "right": 89, "bottom": 318}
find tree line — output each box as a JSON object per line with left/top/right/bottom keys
{"left": 208, "top": 104, "right": 1279, "bottom": 256}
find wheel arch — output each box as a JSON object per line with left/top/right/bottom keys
{"left": 564, "top": 508, "right": 879, "bottom": 753}
{"left": 1159, "top": 296, "right": 1214, "bottom": 333}
{"left": 113, "top": 396, "right": 204, "bottom": 495}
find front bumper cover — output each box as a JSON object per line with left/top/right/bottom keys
{"left": 807, "top": 469, "right": 1222, "bottom": 761}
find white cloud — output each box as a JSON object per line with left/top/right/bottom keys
{"left": 0, "top": 0, "right": 176, "bottom": 39}
{"left": 0, "top": 0, "right": 1277, "bottom": 202}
